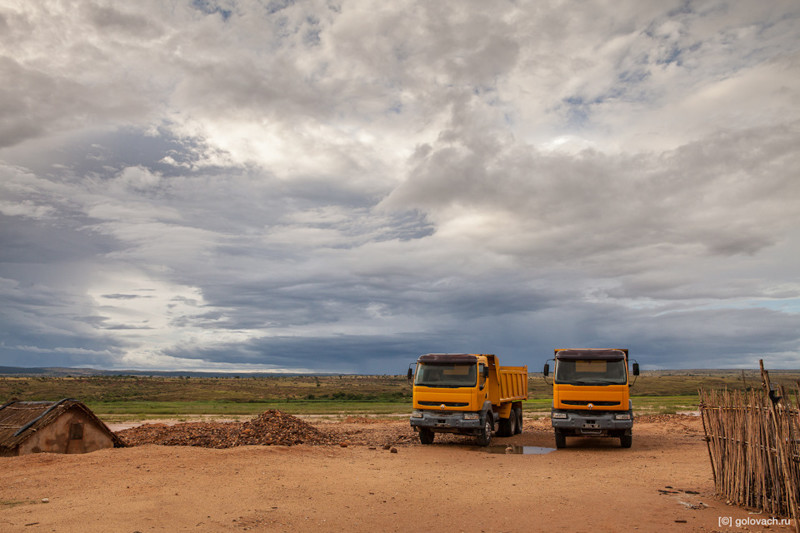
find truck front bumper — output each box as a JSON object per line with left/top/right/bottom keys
{"left": 410, "top": 410, "right": 483, "bottom": 434}
{"left": 551, "top": 409, "right": 633, "bottom": 436}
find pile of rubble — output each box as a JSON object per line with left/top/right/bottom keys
{"left": 117, "top": 410, "right": 333, "bottom": 448}
{"left": 233, "top": 410, "right": 332, "bottom": 446}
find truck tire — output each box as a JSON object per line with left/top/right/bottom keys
{"left": 554, "top": 429, "right": 566, "bottom": 449}
{"left": 419, "top": 428, "right": 435, "bottom": 445}
{"left": 476, "top": 415, "right": 493, "bottom": 446}
{"left": 514, "top": 406, "right": 523, "bottom": 435}
{"left": 508, "top": 412, "right": 517, "bottom": 436}
{"left": 620, "top": 434, "right": 632, "bottom": 448}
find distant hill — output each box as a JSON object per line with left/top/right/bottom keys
{"left": 1, "top": 366, "right": 797, "bottom": 378}
{"left": 0, "top": 366, "right": 339, "bottom": 378}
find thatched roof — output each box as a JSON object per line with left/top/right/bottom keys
{"left": 0, "top": 398, "right": 124, "bottom": 452}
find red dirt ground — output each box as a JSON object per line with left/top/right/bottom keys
{"left": 0, "top": 415, "right": 795, "bottom": 532}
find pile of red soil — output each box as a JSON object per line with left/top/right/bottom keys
{"left": 117, "top": 410, "right": 333, "bottom": 448}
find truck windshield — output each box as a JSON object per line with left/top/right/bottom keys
{"left": 415, "top": 363, "right": 477, "bottom": 388}
{"left": 555, "top": 359, "right": 627, "bottom": 385}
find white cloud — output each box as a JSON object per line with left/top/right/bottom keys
{"left": 113, "top": 166, "right": 162, "bottom": 192}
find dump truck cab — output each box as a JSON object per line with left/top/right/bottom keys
{"left": 408, "top": 353, "right": 527, "bottom": 446}
{"left": 544, "top": 349, "right": 639, "bottom": 448}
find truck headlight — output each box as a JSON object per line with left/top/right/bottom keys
{"left": 463, "top": 413, "right": 479, "bottom": 420}
{"left": 614, "top": 413, "right": 631, "bottom": 420}
{"left": 411, "top": 410, "right": 423, "bottom": 418}
{"left": 552, "top": 412, "right": 567, "bottom": 419}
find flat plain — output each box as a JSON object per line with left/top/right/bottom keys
{"left": 2, "top": 371, "right": 799, "bottom": 532}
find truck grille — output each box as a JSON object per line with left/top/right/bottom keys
{"left": 418, "top": 401, "right": 469, "bottom": 407}
{"left": 561, "top": 400, "right": 620, "bottom": 407}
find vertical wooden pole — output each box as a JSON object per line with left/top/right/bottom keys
{"left": 760, "top": 360, "right": 799, "bottom": 532}
{"left": 700, "top": 389, "right": 717, "bottom": 486}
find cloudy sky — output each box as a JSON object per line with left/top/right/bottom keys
{"left": 0, "top": 0, "right": 798, "bottom": 373}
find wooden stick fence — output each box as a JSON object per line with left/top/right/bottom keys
{"left": 699, "top": 361, "right": 800, "bottom": 531}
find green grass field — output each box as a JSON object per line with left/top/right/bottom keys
{"left": 89, "top": 399, "right": 414, "bottom": 420}
{"left": 2, "top": 369, "right": 797, "bottom": 420}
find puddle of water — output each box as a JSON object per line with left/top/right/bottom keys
{"left": 482, "top": 445, "right": 556, "bottom": 455}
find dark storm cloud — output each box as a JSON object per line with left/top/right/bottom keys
{"left": 0, "top": 215, "right": 119, "bottom": 265}
{"left": 164, "top": 333, "right": 439, "bottom": 373}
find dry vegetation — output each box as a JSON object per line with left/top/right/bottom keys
{"left": 4, "top": 369, "right": 799, "bottom": 400}
{"left": 1, "top": 369, "right": 799, "bottom": 419}
{"left": 0, "top": 374, "right": 410, "bottom": 403}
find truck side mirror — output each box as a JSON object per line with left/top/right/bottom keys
{"left": 407, "top": 368, "right": 413, "bottom": 381}
{"left": 632, "top": 363, "right": 640, "bottom": 376}
{"left": 543, "top": 363, "right": 549, "bottom": 377}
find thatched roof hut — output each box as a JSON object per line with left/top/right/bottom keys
{"left": 0, "top": 398, "right": 123, "bottom": 456}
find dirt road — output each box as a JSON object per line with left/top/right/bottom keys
{"left": 0, "top": 415, "right": 793, "bottom": 532}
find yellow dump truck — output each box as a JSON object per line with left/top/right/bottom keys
{"left": 408, "top": 353, "right": 528, "bottom": 446}
{"left": 544, "top": 348, "right": 639, "bottom": 448}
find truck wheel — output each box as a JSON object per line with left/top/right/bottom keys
{"left": 620, "top": 434, "right": 632, "bottom": 448}
{"left": 477, "top": 416, "right": 493, "bottom": 446}
{"left": 419, "top": 428, "right": 435, "bottom": 445}
{"left": 508, "top": 412, "right": 517, "bottom": 436}
{"left": 514, "top": 406, "right": 523, "bottom": 435}
{"left": 554, "top": 429, "right": 566, "bottom": 449}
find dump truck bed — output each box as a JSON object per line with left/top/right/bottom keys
{"left": 498, "top": 366, "right": 528, "bottom": 403}
{"left": 483, "top": 354, "right": 528, "bottom": 404}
